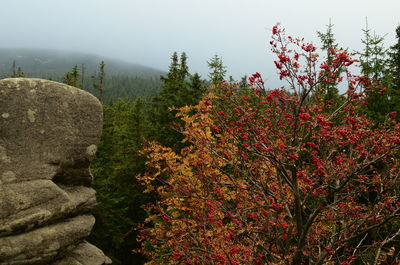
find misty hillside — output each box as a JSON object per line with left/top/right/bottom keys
{"left": 0, "top": 48, "right": 164, "bottom": 78}
{"left": 0, "top": 48, "right": 165, "bottom": 101}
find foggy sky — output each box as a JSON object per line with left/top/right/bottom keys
{"left": 1, "top": 0, "right": 399, "bottom": 87}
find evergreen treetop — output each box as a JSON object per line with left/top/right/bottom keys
{"left": 207, "top": 54, "right": 227, "bottom": 85}
{"left": 316, "top": 20, "right": 341, "bottom": 103}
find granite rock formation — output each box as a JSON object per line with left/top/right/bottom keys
{"left": 0, "top": 78, "right": 111, "bottom": 264}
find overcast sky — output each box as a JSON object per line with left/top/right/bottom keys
{"left": 0, "top": 0, "right": 399, "bottom": 86}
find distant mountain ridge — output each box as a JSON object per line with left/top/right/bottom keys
{"left": 0, "top": 48, "right": 165, "bottom": 102}
{"left": 0, "top": 48, "right": 165, "bottom": 78}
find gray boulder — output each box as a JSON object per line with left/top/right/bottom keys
{"left": 0, "top": 78, "right": 110, "bottom": 264}
{"left": 52, "top": 241, "right": 112, "bottom": 265}
{"left": 0, "top": 78, "right": 102, "bottom": 185}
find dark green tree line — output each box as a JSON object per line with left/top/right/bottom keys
{"left": 89, "top": 52, "right": 208, "bottom": 264}
{"left": 147, "top": 52, "right": 207, "bottom": 151}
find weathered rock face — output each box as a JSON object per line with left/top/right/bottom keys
{"left": 0, "top": 78, "right": 111, "bottom": 264}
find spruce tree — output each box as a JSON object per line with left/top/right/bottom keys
{"left": 179, "top": 52, "right": 189, "bottom": 83}
{"left": 15, "top": 67, "right": 25, "bottom": 78}
{"left": 188, "top": 73, "right": 206, "bottom": 104}
{"left": 207, "top": 54, "right": 227, "bottom": 85}
{"left": 62, "top": 65, "right": 79, "bottom": 87}
{"left": 358, "top": 19, "right": 391, "bottom": 123}
{"left": 93, "top": 61, "right": 106, "bottom": 102}
{"left": 11, "top": 60, "right": 26, "bottom": 78}
{"left": 239, "top": 75, "right": 248, "bottom": 90}
{"left": 389, "top": 25, "right": 400, "bottom": 112}
{"left": 148, "top": 52, "right": 205, "bottom": 151}
{"left": 12, "top": 60, "right": 16, "bottom": 77}
{"left": 359, "top": 20, "right": 388, "bottom": 80}
{"left": 317, "top": 20, "right": 341, "bottom": 102}
{"left": 80, "top": 63, "right": 85, "bottom": 90}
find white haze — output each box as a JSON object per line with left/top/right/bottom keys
{"left": 0, "top": 0, "right": 399, "bottom": 88}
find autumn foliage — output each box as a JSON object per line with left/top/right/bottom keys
{"left": 137, "top": 25, "right": 400, "bottom": 264}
